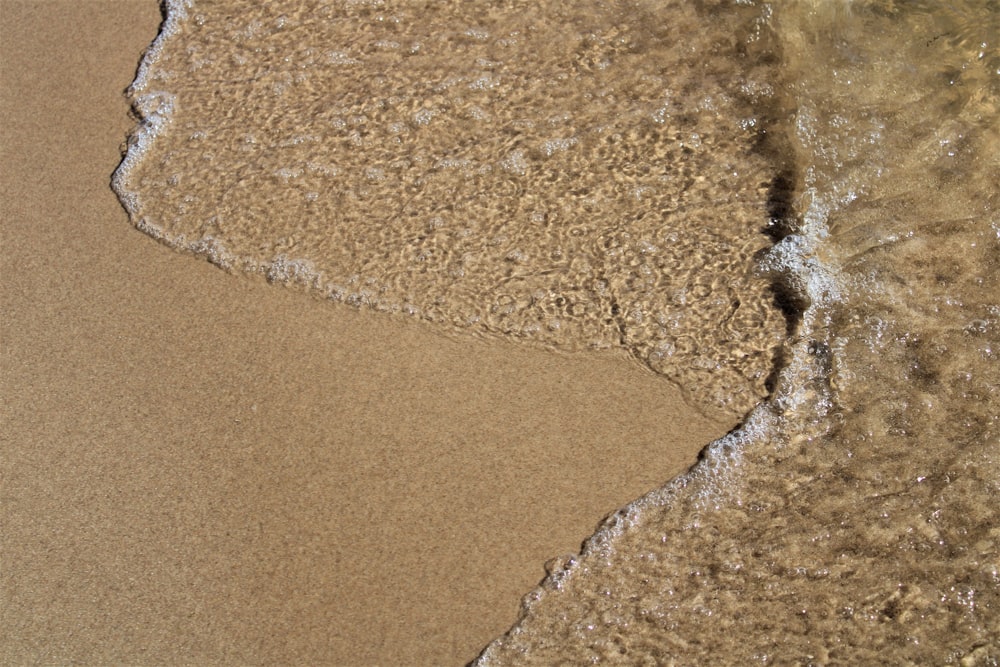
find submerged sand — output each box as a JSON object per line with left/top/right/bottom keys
{"left": 0, "top": 3, "right": 731, "bottom": 664}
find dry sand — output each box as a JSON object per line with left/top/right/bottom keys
{"left": 0, "top": 2, "right": 731, "bottom": 663}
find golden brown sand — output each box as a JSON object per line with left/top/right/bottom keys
{"left": 0, "top": 3, "right": 730, "bottom": 663}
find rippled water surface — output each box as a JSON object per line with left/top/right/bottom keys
{"left": 117, "top": 0, "right": 792, "bottom": 419}
{"left": 116, "top": 0, "right": 999, "bottom": 663}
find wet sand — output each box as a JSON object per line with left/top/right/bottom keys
{"left": 0, "top": 3, "right": 732, "bottom": 664}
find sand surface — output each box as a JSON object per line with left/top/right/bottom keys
{"left": 0, "top": 2, "right": 730, "bottom": 664}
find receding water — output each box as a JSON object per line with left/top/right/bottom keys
{"left": 115, "top": 0, "right": 789, "bottom": 420}
{"left": 115, "top": 0, "right": 999, "bottom": 663}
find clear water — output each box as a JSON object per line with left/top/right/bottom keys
{"left": 115, "top": 0, "right": 999, "bottom": 662}
{"left": 115, "top": 0, "right": 788, "bottom": 420}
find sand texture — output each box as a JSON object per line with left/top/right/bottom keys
{"left": 0, "top": 3, "right": 730, "bottom": 664}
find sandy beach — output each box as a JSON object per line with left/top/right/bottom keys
{"left": 0, "top": 2, "right": 731, "bottom": 663}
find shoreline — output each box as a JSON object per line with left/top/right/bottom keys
{"left": 0, "top": 3, "right": 733, "bottom": 664}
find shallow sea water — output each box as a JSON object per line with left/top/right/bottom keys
{"left": 115, "top": 0, "right": 999, "bottom": 663}
{"left": 116, "top": 0, "right": 788, "bottom": 420}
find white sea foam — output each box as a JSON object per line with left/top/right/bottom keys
{"left": 113, "top": 0, "right": 188, "bottom": 238}
{"left": 113, "top": 0, "right": 343, "bottom": 302}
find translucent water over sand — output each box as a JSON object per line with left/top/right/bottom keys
{"left": 114, "top": 0, "right": 787, "bottom": 419}
{"left": 115, "top": 0, "right": 999, "bottom": 663}
{"left": 476, "top": 2, "right": 1000, "bottom": 663}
